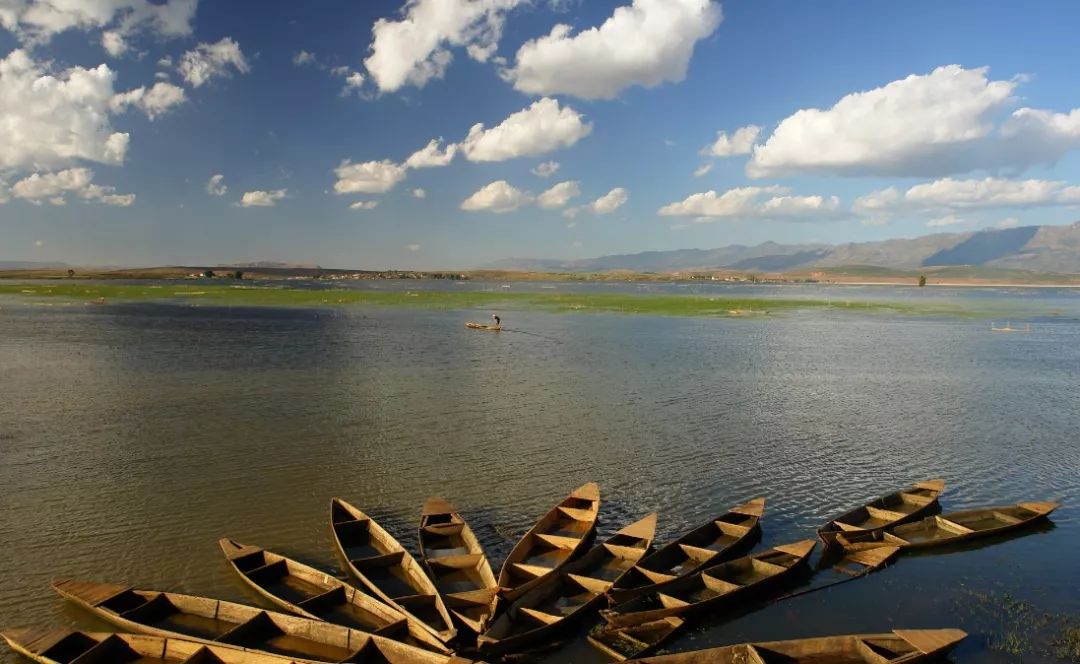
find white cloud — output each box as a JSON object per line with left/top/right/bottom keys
{"left": 110, "top": 81, "right": 186, "bottom": 119}
{"left": 461, "top": 97, "right": 591, "bottom": 162}
{"left": 537, "top": 180, "right": 580, "bottom": 209}
{"left": 404, "top": 138, "right": 457, "bottom": 168}
{"left": 406, "top": 243, "right": 421, "bottom": 252}
{"left": 588, "top": 187, "right": 629, "bottom": 214}
{"left": 659, "top": 185, "right": 841, "bottom": 221}
{"left": 749, "top": 65, "right": 1080, "bottom": 179}
{"left": 503, "top": 0, "right": 722, "bottom": 100}
{"left": 334, "top": 159, "right": 408, "bottom": 194}
{"left": 998, "top": 217, "right": 1020, "bottom": 229}
{"left": 101, "top": 30, "right": 127, "bottom": 57}
{"left": 178, "top": 38, "right": 250, "bottom": 88}
{"left": 11, "top": 167, "right": 134, "bottom": 206}
{"left": 460, "top": 180, "right": 531, "bottom": 213}
{"left": 1, "top": 0, "right": 197, "bottom": 45}
{"left": 157, "top": 55, "right": 173, "bottom": 67}
{"left": 349, "top": 200, "right": 379, "bottom": 210}
{"left": 0, "top": 49, "right": 130, "bottom": 171}
{"left": 704, "top": 125, "right": 760, "bottom": 157}
{"left": 340, "top": 71, "right": 365, "bottom": 96}
{"left": 293, "top": 50, "right": 316, "bottom": 66}
{"left": 239, "top": 189, "right": 287, "bottom": 207}
{"left": 364, "top": 0, "right": 525, "bottom": 93}
{"left": 926, "top": 215, "right": 967, "bottom": 228}
{"left": 854, "top": 177, "right": 1080, "bottom": 215}
{"left": 531, "top": 160, "right": 560, "bottom": 177}
{"left": 693, "top": 162, "right": 713, "bottom": 177}
{"left": 562, "top": 207, "right": 579, "bottom": 220}
{"left": 206, "top": 173, "right": 226, "bottom": 196}
{"left": 412, "top": 187, "right": 427, "bottom": 199}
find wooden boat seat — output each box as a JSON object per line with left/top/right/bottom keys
{"left": 349, "top": 551, "right": 405, "bottom": 568}
{"left": 833, "top": 520, "right": 866, "bottom": 532}
{"left": 445, "top": 587, "right": 498, "bottom": 607}
{"left": 180, "top": 648, "right": 228, "bottom": 664}
{"left": 567, "top": 573, "right": 613, "bottom": 594}
{"left": 633, "top": 566, "right": 678, "bottom": 584}
{"left": 992, "top": 511, "right": 1024, "bottom": 525}
{"left": 392, "top": 592, "right": 437, "bottom": 607}
{"left": 865, "top": 506, "right": 909, "bottom": 522}
{"left": 935, "top": 517, "right": 975, "bottom": 534}
{"left": 534, "top": 533, "right": 582, "bottom": 549}
{"left": 422, "top": 523, "right": 465, "bottom": 537}
{"left": 556, "top": 506, "right": 596, "bottom": 521}
{"left": 715, "top": 520, "right": 752, "bottom": 536}
{"left": 516, "top": 607, "right": 562, "bottom": 626}
{"left": 38, "top": 632, "right": 102, "bottom": 664}
{"left": 738, "top": 645, "right": 770, "bottom": 664}
{"left": 297, "top": 586, "right": 346, "bottom": 612}
{"left": 604, "top": 543, "right": 650, "bottom": 559}
{"left": 854, "top": 638, "right": 905, "bottom": 664}
{"left": 244, "top": 559, "right": 288, "bottom": 584}
{"left": 699, "top": 573, "right": 742, "bottom": 595}
{"left": 333, "top": 518, "right": 372, "bottom": 540}
{"left": 426, "top": 553, "right": 484, "bottom": 569}
{"left": 656, "top": 593, "right": 690, "bottom": 609}
{"left": 899, "top": 491, "right": 934, "bottom": 506}
{"left": 67, "top": 635, "right": 139, "bottom": 664}
{"left": 511, "top": 562, "right": 553, "bottom": 579}
{"left": 117, "top": 593, "right": 176, "bottom": 623}
{"left": 678, "top": 543, "right": 720, "bottom": 564}
{"left": 95, "top": 588, "right": 148, "bottom": 615}
{"left": 372, "top": 618, "right": 409, "bottom": 639}
{"left": 215, "top": 611, "right": 277, "bottom": 646}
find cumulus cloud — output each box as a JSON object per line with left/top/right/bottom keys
{"left": 854, "top": 177, "right": 1080, "bottom": 216}
{"left": 101, "top": 30, "right": 127, "bottom": 57}
{"left": 998, "top": 217, "right": 1020, "bottom": 228}
{"left": 537, "top": 180, "right": 580, "bottom": 209}
{"left": 749, "top": 65, "right": 1080, "bottom": 179}
{"left": 364, "top": 0, "right": 525, "bottom": 93}
{"left": 1, "top": 0, "right": 197, "bottom": 46}
{"left": 206, "top": 174, "right": 226, "bottom": 196}
{"left": 587, "top": 187, "right": 629, "bottom": 214}
{"left": 334, "top": 159, "right": 408, "bottom": 194}
{"left": 531, "top": 160, "right": 560, "bottom": 178}
{"left": 239, "top": 189, "right": 287, "bottom": 207}
{"left": 704, "top": 125, "right": 760, "bottom": 157}
{"left": 404, "top": 138, "right": 457, "bottom": 168}
{"left": 659, "top": 185, "right": 841, "bottom": 221}
{"left": 340, "top": 71, "right": 365, "bottom": 96}
{"left": 11, "top": 168, "right": 134, "bottom": 206}
{"left": 110, "top": 81, "right": 186, "bottom": 119}
{"left": 460, "top": 180, "right": 532, "bottom": 213}
{"left": 0, "top": 49, "right": 130, "bottom": 171}
{"left": 178, "top": 38, "right": 250, "bottom": 88}
{"left": 412, "top": 188, "right": 427, "bottom": 199}
{"left": 349, "top": 200, "right": 379, "bottom": 210}
{"left": 503, "top": 0, "right": 722, "bottom": 100}
{"left": 461, "top": 98, "right": 591, "bottom": 162}
{"left": 293, "top": 50, "right": 316, "bottom": 66}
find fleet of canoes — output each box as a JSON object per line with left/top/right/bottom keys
{"left": 2, "top": 481, "right": 1059, "bottom": 663}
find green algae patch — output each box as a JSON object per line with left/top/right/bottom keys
{"left": 0, "top": 282, "right": 998, "bottom": 318}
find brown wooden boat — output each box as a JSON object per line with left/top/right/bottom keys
{"left": 52, "top": 579, "right": 474, "bottom": 664}
{"left": 608, "top": 498, "right": 764, "bottom": 604}
{"left": 477, "top": 514, "right": 657, "bottom": 657}
{"left": 465, "top": 323, "right": 500, "bottom": 331}
{"left": 497, "top": 482, "right": 601, "bottom": 603}
{"left": 418, "top": 497, "right": 499, "bottom": 634}
{"left": 617, "top": 628, "right": 967, "bottom": 663}
{"left": 598, "top": 539, "right": 816, "bottom": 631}
{"left": 818, "top": 480, "right": 945, "bottom": 548}
{"left": 330, "top": 499, "right": 457, "bottom": 644}
{"left": 218, "top": 539, "right": 451, "bottom": 654}
{"left": 837, "top": 501, "right": 1060, "bottom": 552}
{"left": 2, "top": 628, "right": 320, "bottom": 664}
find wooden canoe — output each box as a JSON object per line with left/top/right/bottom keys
{"left": 477, "top": 513, "right": 657, "bottom": 657}
{"left": 51, "top": 579, "right": 474, "bottom": 664}
{"left": 608, "top": 498, "right": 764, "bottom": 604}
{"left": 218, "top": 538, "right": 451, "bottom": 654}
{"left": 497, "top": 482, "right": 601, "bottom": 603}
{"left": 330, "top": 499, "right": 457, "bottom": 644}
{"left": 617, "top": 628, "right": 968, "bottom": 663}
{"left": 598, "top": 540, "right": 816, "bottom": 629}
{"left": 465, "top": 323, "right": 500, "bottom": 331}
{"left": 818, "top": 480, "right": 945, "bottom": 548}
{"left": 2, "top": 628, "right": 321, "bottom": 664}
{"left": 418, "top": 497, "right": 499, "bottom": 634}
{"left": 837, "top": 501, "right": 1060, "bottom": 552}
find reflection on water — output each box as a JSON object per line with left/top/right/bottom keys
{"left": 0, "top": 292, "right": 1077, "bottom": 663}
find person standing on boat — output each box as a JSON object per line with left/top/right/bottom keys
{"left": 492, "top": 314, "right": 501, "bottom": 329}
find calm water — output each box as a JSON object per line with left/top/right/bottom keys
{"left": 1, "top": 283, "right": 1078, "bottom": 663}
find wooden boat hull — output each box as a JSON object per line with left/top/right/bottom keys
{"left": 478, "top": 513, "right": 657, "bottom": 657}
{"left": 218, "top": 538, "right": 451, "bottom": 654}
{"left": 599, "top": 540, "right": 816, "bottom": 629}
{"left": 465, "top": 323, "right": 500, "bottom": 331}
{"left": 497, "top": 482, "right": 601, "bottom": 603}
{"left": 51, "top": 579, "right": 474, "bottom": 664}
{"left": 608, "top": 498, "right": 764, "bottom": 604}
{"left": 331, "top": 499, "right": 457, "bottom": 643}
{"left": 418, "top": 497, "right": 499, "bottom": 635}
{"left": 838, "top": 501, "right": 1060, "bottom": 552}
{"left": 818, "top": 480, "right": 945, "bottom": 548}
{"left": 618, "top": 629, "right": 967, "bottom": 663}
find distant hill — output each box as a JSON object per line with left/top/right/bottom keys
{"left": 0, "top": 261, "right": 68, "bottom": 270}
{"left": 486, "top": 222, "right": 1080, "bottom": 274}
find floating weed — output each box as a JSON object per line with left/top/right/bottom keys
{"left": 957, "top": 588, "right": 1077, "bottom": 659}
{"left": 1054, "top": 624, "right": 1080, "bottom": 662}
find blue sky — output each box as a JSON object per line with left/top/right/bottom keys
{"left": 3, "top": 0, "right": 1080, "bottom": 268}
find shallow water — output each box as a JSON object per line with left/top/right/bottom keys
{"left": 0, "top": 285, "right": 1078, "bottom": 663}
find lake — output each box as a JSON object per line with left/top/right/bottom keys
{"left": 1, "top": 282, "right": 1078, "bottom": 663}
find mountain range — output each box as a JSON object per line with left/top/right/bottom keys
{"left": 486, "top": 222, "right": 1080, "bottom": 274}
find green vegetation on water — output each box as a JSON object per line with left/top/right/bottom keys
{"left": 0, "top": 282, "right": 1017, "bottom": 318}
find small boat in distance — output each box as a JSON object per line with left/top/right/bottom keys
{"left": 465, "top": 323, "right": 501, "bottom": 331}
{"left": 614, "top": 628, "right": 968, "bottom": 664}
{"left": 991, "top": 321, "right": 1032, "bottom": 332}
{"left": 818, "top": 480, "right": 944, "bottom": 548}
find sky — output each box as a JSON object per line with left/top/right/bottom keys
{"left": 3, "top": 0, "right": 1080, "bottom": 269}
